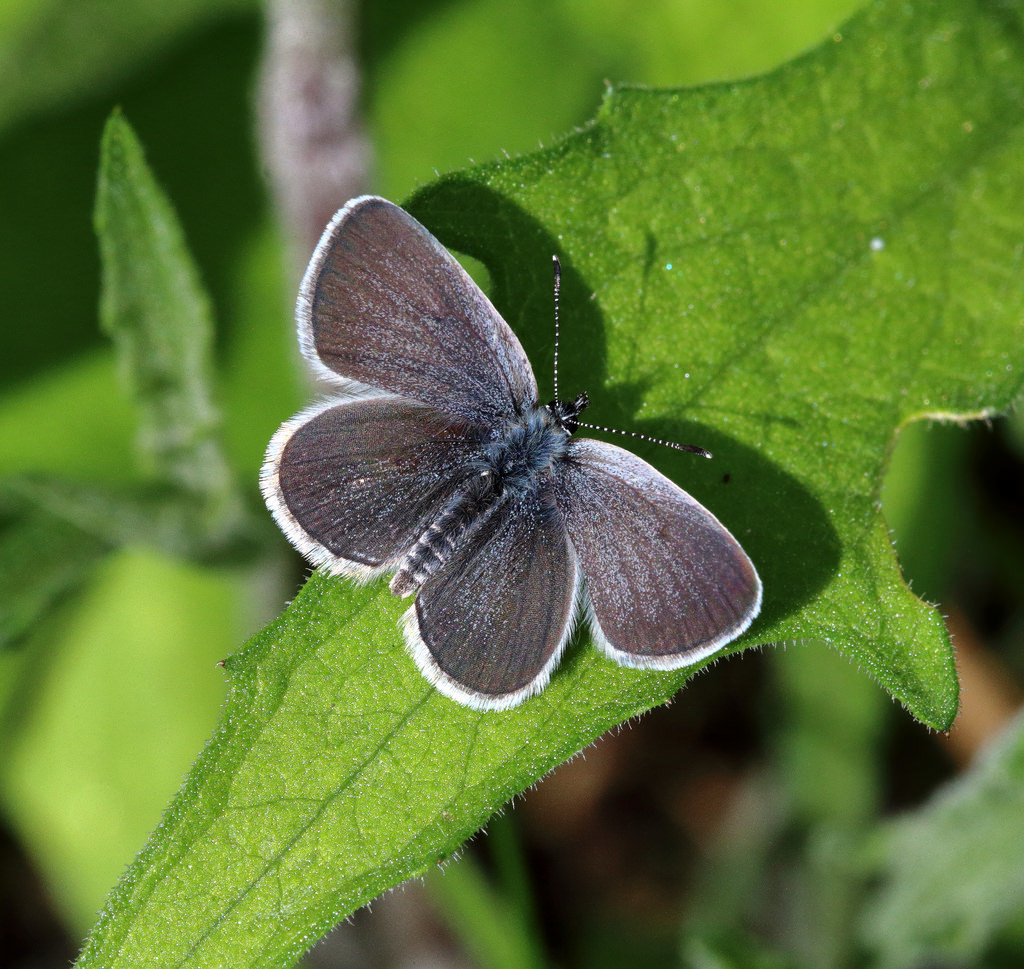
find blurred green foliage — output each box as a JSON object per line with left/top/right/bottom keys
{"left": 1, "top": 1, "right": 1023, "bottom": 968}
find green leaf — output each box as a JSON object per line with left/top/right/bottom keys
{"left": 861, "top": 711, "right": 1024, "bottom": 968}
{"left": 0, "top": 110, "right": 265, "bottom": 649}
{"left": 76, "top": 0, "right": 1024, "bottom": 966}
{"left": 0, "top": 109, "right": 269, "bottom": 645}
{"left": 0, "top": 502, "right": 109, "bottom": 650}
{"left": 94, "top": 111, "right": 245, "bottom": 548}
{"left": 0, "top": 474, "right": 265, "bottom": 565}
{"left": 367, "top": 0, "right": 865, "bottom": 198}
{"left": 407, "top": 0, "right": 1024, "bottom": 731}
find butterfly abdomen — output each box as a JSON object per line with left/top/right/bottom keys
{"left": 390, "top": 471, "right": 500, "bottom": 597}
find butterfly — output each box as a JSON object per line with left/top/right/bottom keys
{"left": 261, "top": 196, "right": 762, "bottom": 710}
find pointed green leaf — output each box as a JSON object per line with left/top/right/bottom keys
{"left": 0, "top": 474, "right": 266, "bottom": 565}
{"left": 95, "top": 111, "right": 243, "bottom": 545}
{"left": 0, "top": 112, "right": 263, "bottom": 649}
{"left": 77, "top": 1, "right": 1024, "bottom": 966}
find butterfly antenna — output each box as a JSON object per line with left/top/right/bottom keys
{"left": 573, "top": 419, "right": 713, "bottom": 458}
{"left": 552, "top": 255, "right": 562, "bottom": 404}
{"left": 549, "top": 254, "right": 711, "bottom": 459}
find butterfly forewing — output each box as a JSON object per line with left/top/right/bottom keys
{"left": 406, "top": 491, "right": 580, "bottom": 710}
{"left": 554, "top": 439, "right": 762, "bottom": 668}
{"left": 262, "top": 396, "right": 488, "bottom": 579}
{"left": 300, "top": 196, "right": 538, "bottom": 425}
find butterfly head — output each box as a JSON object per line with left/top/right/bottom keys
{"left": 546, "top": 391, "right": 590, "bottom": 434}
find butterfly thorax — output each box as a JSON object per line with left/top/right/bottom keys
{"left": 484, "top": 402, "right": 575, "bottom": 494}
{"left": 389, "top": 394, "right": 589, "bottom": 599}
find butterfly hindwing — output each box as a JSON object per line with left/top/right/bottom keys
{"left": 262, "top": 396, "right": 487, "bottom": 579}
{"left": 554, "top": 438, "right": 761, "bottom": 668}
{"left": 405, "top": 490, "right": 580, "bottom": 710}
